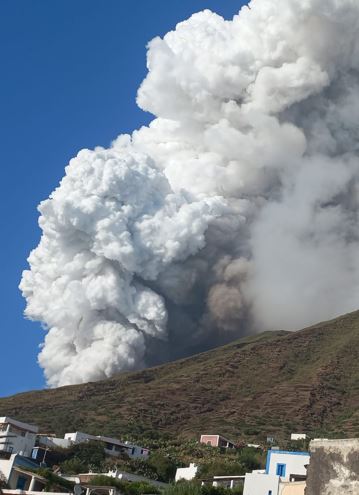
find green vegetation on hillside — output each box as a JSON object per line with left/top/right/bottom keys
{"left": 88, "top": 475, "right": 159, "bottom": 495}
{"left": 26, "top": 467, "right": 74, "bottom": 492}
{"left": 2, "top": 311, "right": 359, "bottom": 443}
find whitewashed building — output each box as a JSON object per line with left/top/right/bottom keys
{"left": 175, "top": 463, "right": 198, "bottom": 482}
{"left": 0, "top": 418, "right": 38, "bottom": 457}
{"left": 63, "top": 469, "right": 167, "bottom": 489}
{"left": 63, "top": 431, "right": 149, "bottom": 459}
{"left": 210, "top": 475, "right": 245, "bottom": 489}
{"left": 243, "top": 450, "right": 310, "bottom": 495}
{"left": 290, "top": 434, "right": 307, "bottom": 441}
{"left": 0, "top": 453, "right": 48, "bottom": 490}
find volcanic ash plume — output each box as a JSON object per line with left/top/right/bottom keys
{"left": 21, "top": 0, "right": 359, "bottom": 386}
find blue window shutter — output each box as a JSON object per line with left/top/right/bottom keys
{"left": 276, "top": 463, "right": 286, "bottom": 477}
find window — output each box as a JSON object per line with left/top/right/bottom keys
{"left": 276, "top": 463, "right": 286, "bottom": 477}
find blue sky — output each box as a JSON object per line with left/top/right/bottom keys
{"left": 0, "top": 0, "right": 246, "bottom": 397}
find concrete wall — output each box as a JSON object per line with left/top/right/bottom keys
{"left": 38, "top": 436, "right": 71, "bottom": 449}
{"left": 291, "top": 434, "right": 307, "bottom": 441}
{"left": 175, "top": 463, "right": 198, "bottom": 482}
{"left": 243, "top": 472, "right": 279, "bottom": 495}
{"left": 64, "top": 432, "right": 95, "bottom": 443}
{"left": 279, "top": 481, "right": 305, "bottom": 495}
{"left": 0, "top": 428, "right": 37, "bottom": 457}
{"left": 0, "top": 455, "right": 15, "bottom": 482}
{"left": 306, "top": 438, "right": 359, "bottom": 495}
{"left": 200, "top": 435, "right": 219, "bottom": 447}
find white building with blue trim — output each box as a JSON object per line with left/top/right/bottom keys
{"left": 243, "top": 449, "right": 310, "bottom": 495}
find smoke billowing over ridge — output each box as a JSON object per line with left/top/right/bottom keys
{"left": 21, "top": 0, "right": 359, "bottom": 387}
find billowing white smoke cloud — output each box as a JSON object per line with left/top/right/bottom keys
{"left": 21, "top": 0, "right": 359, "bottom": 386}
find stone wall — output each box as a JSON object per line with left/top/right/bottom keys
{"left": 306, "top": 438, "right": 359, "bottom": 495}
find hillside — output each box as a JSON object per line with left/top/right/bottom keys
{"left": 2, "top": 310, "right": 359, "bottom": 443}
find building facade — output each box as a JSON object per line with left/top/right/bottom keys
{"left": 0, "top": 418, "right": 38, "bottom": 457}
{"left": 64, "top": 431, "right": 149, "bottom": 459}
{"left": 200, "top": 435, "right": 236, "bottom": 449}
{"left": 290, "top": 434, "right": 307, "bottom": 441}
{"left": 175, "top": 463, "right": 198, "bottom": 482}
{"left": 0, "top": 453, "right": 48, "bottom": 490}
{"left": 243, "top": 450, "right": 310, "bottom": 495}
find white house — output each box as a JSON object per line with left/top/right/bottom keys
{"left": 62, "top": 469, "right": 167, "bottom": 489}
{"left": 0, "top": 418, "right": 38, "bottom": 457}
{"left": 0, "top": 453, "right": 49, "bottom": 490}
{"left": 290, "top": 434, "right": 307, "bottom": 441}
{"left": 210, "top": 475, "right": 245, "bottom": 489}
{"left": 175, "top": 463, "right": 198, "bottom": 482}
{"left": 107, "top": 468, "right": 167, "bottom": 488}
{"left": 243, "top": 450, "right": 310, "bottom": 495}
{"left": 37, "top": 434, "right": 72, "bottom": 450}
{"left": 63, "top": 431, "right": 149, "bottom": 459}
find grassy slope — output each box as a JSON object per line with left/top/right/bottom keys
{"left": 2, "top": 310, "right": 359, "bottom": 443}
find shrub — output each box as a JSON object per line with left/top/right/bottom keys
{"left": 237, "top": 448, "right": 261, "bottom": 472}
{"left": 197, "top": 460, "right": 245, "bottom": 479}
{"left": 25, "top": 468, "right": 74, "bottom": 491}
{"left": 60, "top": 457, "right": 87, "bottom": 474}
{"left": 163, "top": 481, "right": 202, "bottom": 495}
{"left": 163, "top": 482, "right": 243, "bottom": 495}
{"left": 89, "top": 475, "right": 159, "bottom": 495}
{"left": 59, "top": 441, "right": 107, "bottom": 473}
{"left": 147, "top": 452, "right": 177, "bottom": 482}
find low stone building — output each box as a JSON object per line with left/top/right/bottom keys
{"left": 200, "top": 434, "right": 236, "bottom": 449}
{"left": 306, "top": 438, "right": 359, "bottom": 494}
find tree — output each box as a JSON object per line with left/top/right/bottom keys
{"left": 60, "top": 441, "right": 106, "bottom": 473}
{"left": 147, "top": 452, "right": 177, "bottom": 482}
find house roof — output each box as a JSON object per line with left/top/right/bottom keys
{"left": 0, "top": 417, "right": 38, "bottom": 434}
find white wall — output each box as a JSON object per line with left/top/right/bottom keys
{"left": 290, "top": 434, "right": 307, "bottom": 441}
{"left": 107, "top": 469, "right": 166, "bottom": 488}
{"left": 243, "top": 451, "right": 309, "bottom": 495}
{"left": 64, "top": 432, "right": 96, "bottom": 443}
{"left": 127, "top": 445, "right": 149, "bottom": 459}
{"left": 267, "top": 451, "right": 309, "bottom": 481}
{"left": 2, "top": 490, "right": 71, "bottom": 495}
{"left": 0, "top": 432, "right": 36, "bottom": 457}
{"left": 0, "top": 455, "right": 16, "bottom": 482}
{"left": 175, "top": 464, "right": 198, "bottom": 482}
{"left": 38, "top": 436, "right": 71, "bottom": 449}
{"left": 243, "top": 472, "right": 279, "bottom": 495}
